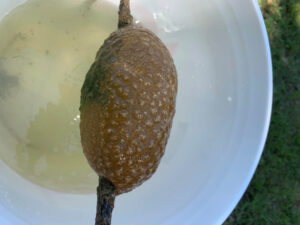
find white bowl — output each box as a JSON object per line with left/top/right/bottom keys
{"left": 0, "top": 0, "right": 272, "bottom": 224}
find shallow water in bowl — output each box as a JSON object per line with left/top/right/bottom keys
{"left": 0, "top": 0, "right": 118, "bottom": 193}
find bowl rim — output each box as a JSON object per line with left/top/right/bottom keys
{"left": 216, "top": 0, "right": 273, "bottom": 224}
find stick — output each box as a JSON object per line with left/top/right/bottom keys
{"left": 118, "top": 0, "right": 133, "bottom": 28}
{"left": 95, "top": 177, "right": 116, "bottom": 225}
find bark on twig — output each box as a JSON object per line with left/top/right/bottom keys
{"left": 118, "top": 0, "right": 133, "bottom": 28}
{"left": 95, "top": 177, "right": 116, "bottom": 225}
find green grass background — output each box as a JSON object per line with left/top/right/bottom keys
{"left": 224, "top": 0, "right": 300, "bottom": 224}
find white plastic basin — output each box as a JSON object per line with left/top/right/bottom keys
{"left": 0, "top": 0, "right": 272, "bottom": 224}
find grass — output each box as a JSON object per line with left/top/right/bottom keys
{"left": 224, "top": 0, "right": 300, "bottom": 224}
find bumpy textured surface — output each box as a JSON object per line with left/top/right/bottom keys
{"left": 80, "top": 25, "right": 177, "bottom": 195}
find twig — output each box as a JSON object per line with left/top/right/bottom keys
{"left": 118, "top": 0, "right": 133, "bottom": 28}
{"left": 95, "top": 177, "right": 116, "bottom": 225}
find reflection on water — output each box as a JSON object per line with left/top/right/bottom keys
{"left": 0, "top": 0, "right": 117, "bottom": 193}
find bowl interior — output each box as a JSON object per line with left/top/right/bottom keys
{"left": 0, "top": 0, "right": 272, "bottom": 224}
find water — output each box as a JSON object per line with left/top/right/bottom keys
{"left": 0, "top": 0, "right": 117, "bottom": 193}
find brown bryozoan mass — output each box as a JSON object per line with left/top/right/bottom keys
{"left": 80, "top": 0, "right": 177, "bottom": 224}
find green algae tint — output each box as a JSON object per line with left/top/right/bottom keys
{"left": 0, "top": 0, "right": 117, "bottom": 193}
